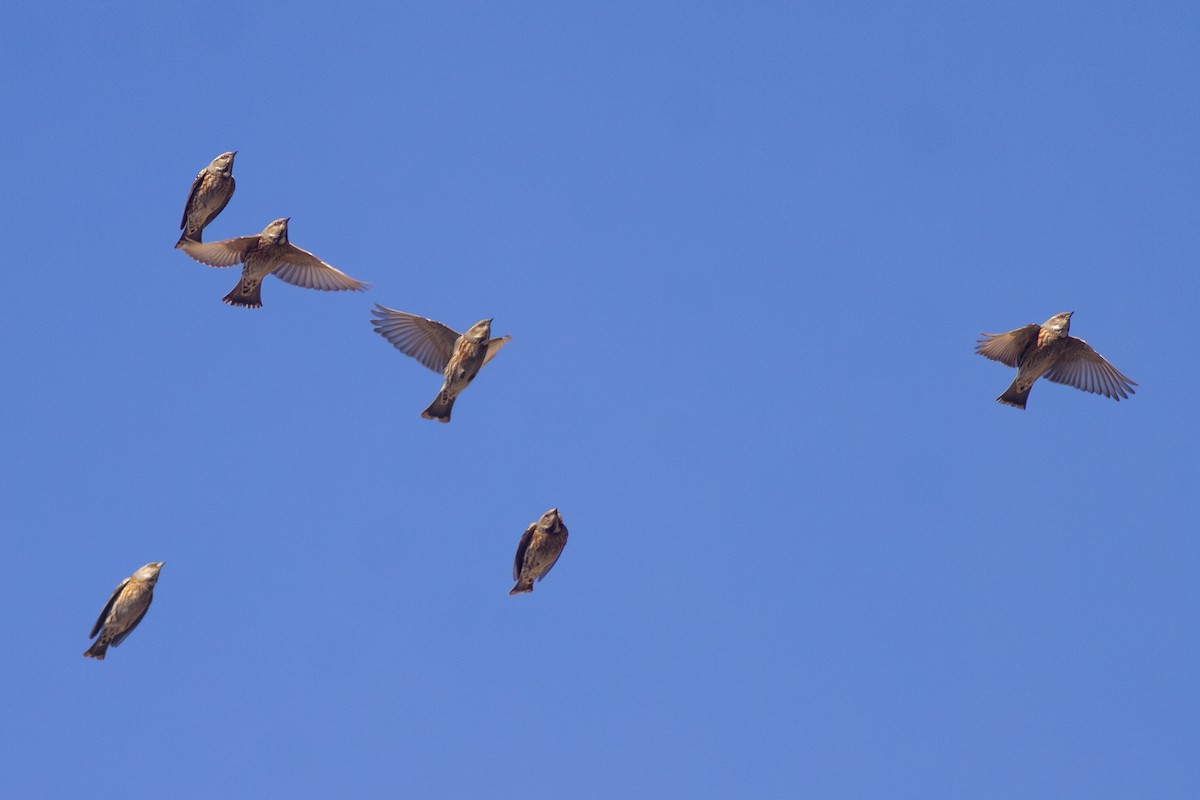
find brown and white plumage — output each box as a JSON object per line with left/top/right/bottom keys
{"left": 510, "top": 509, "right": 568, "bottom": 595}
{"left": 84, "top": 562, "right": 164, "bottom": 660}
{"left": 976, "top": 312, "right": 1136, "bottom": 409}
{"left": 176, "top": 151, "right": 236, "bottom": 246}
{"left": 370, "top": 304, "right": 510, "bottom": 422}
{"left": 178, "top": 218, "right": 369, "bottom": 307}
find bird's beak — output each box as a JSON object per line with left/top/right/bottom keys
{"left": 232, "top": 151, "right": 238, "bottom": 156}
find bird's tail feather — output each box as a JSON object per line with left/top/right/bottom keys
{"left": 421, "top": 392, "right": 455, "bottom": 423}
{"left": 509, "top": 581, "right": 533, "bottom": 595}
{"left": 997, "top": 380, "right": 1031, "bottom": 409}
{"left": 83, "top": 640, "right": 107, "bottom": 660}
{"left": 223, "top": 278, "right": 262, "bottom": 308}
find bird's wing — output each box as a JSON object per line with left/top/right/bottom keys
{"left": 975, "top": 324, "right": 1039, "bottom": 367}
{"left": 202, "top": 176, "right": 235, "bottom": 226}
{"left": 270, "top": 244, "right": 369, "bottom": 292}
{"left": 89, "top": 578, "right": 129, "bottom": 639}
{"left": 536, "top": 543, "right": 566, "bottom": 583}
{"left": 482, "top": 336, "right": 511, "bottom": 367}
{"left": 110, "top": 589, "right": 153, "bottom": 648}
{"left": 513, "top": 524, "right": 536, "bottom": 580}
{"left": 178, "top": 236, "right": 257, "bottom": 267}
{"left": 180, "top": 170, "right": 206, "bottom": 230}
{"left": 370, "top": 305, "right": 459, "bottom": 373}
{"left": 1043, "top": 337, "right": 1137, "bottom": 400}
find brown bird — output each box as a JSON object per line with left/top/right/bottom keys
{"left": 83, "top": 562, "right": 165, "bottom": 660}
{"left": 511, "top": 508, "right": 569, "bottom": 595}
{"left": 976, "top": 312, "right": 1136, "bottom": 409}
{"left": 370, "top": 304, "right": 510, "bottom": 422}
{"left": 176, "top": 151, "right": 236, "bottom": 246}
{"left": 178, "top": 218, "right": 369, "bottom": 308}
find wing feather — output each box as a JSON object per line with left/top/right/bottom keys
{"left": 178, "top": 236, "right": 258, "bottom": 268}
{"left": 271, "top": 243, "right": 369, "bottom": 292}
{"left": 110, "top": 590, "right": 153, "bottom": 648}
{"left": 180, "top": 171, "right": 205, "bottom": 230}
{"left": 198, "top": 177, "right": 235, "bottom": 232}
{"left": 89, "top": 578, "right": 129, "bottom": 639}
{"left": 975, "top": 324, "right": 1038, "bottom": 367}
{"left": 536, "top": 547, "right": 565, "bottom": 582}
{"left": 513, "top": 524, "right": 536, "bottom": 580}
{"left": 1043, "top": 337, "right": 1137, "bottom": 400}
{"left": 482, "top": 336, "right": 511, "bottom": 367}
{"left": 370, "top": 305, "right": 459, "bottom": 373}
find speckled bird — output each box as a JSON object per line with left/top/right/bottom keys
{"left": 510, "top": 508, "right": 568, "bottom": 595}
{"left": 370, "top": 304, "right": 510, "bottom": 422}
{"left": 83, "top": 562, "right": 164, "bottom": 660}
{"left": 178, "top": 218, "right": 369, "bottom": 308}
{"left": 176, "top": 151, "right": 236, "bottom": 246}
{"left": 975, "top": 312, "right": 1136, "bottom": 409}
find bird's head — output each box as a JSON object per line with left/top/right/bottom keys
{"left": 464, "top": 318, "right": 493, "bottom": 342}
{"left": 210, "top": 151, "right": 237, "bottom": 175}
{"left": 262, "top": 217, "right": 290, "bottom": 244}
{"left": 133, "top": 562, "right": 165, "bottom": 586}
{"left": 538, "top": 508, "right": 565, "bottom": 535}
{"left": 1042, "top": 312, "right": 1073, "bottom": 338}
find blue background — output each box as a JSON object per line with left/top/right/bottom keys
{"left": 2, "top": 2, "right": 1197, "bottom": 797}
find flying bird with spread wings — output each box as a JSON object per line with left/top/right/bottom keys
{"left": 975, "top": 312, "right": 1136, "bottom": 409}
{"left": 370, "top": 304, "right": 510, "bottom": 422}
{"left": 178, "top": 218, "right": 369, "bottom": 308}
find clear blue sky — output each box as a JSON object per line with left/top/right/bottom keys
{"left": 2, "top": 2, "right": 1197, "bottom": 797}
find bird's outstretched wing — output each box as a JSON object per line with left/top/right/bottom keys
{"left": 1043, "top": 337, "right": 1137, "bottom": 400}
{"left": 178, "top": 236, "right": 258, "bottom": 267}
{"left": 271, "top": 244, "right": 370, "bottom": 292}
{"left": 975, "top": 324, "right": 1039, "bottom": 367}
{"left": 370, "top": 305, "right": 460, "bottom": 373}
{"left": 483, "top": 336, "right": 511, "bottom": 366}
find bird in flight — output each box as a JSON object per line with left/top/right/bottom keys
{"left": 370, "top": 305, "right": 510, "bottom": 422}
{"left": 176, "top": 151, "right": 236, "bottom": 246}
{"left": 975, "top": 312, "right": 1136, "bottom": 409}
{"left": 178, "top": 218, "right": 369, "bottom": 308}
{"left": 84, "top": 562, "right": 165, "bottom": 661}
{"left": 510, "top": 508, "right": 569, "bottom": 595}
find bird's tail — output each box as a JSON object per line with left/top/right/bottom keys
{"left": 509, "top": 580, "right": 533, "bottom": 595}
{"left": 421, "top": 391, "right": 455, "bottom": 423}
{"left": 83, "top": 640, "right": 108, "bottom": 660}
{"left": 997, "top": 379, "right": 1032, "bottom": 409}
{"left": 223, "top": 277, "right": 263, "bottom": 308}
